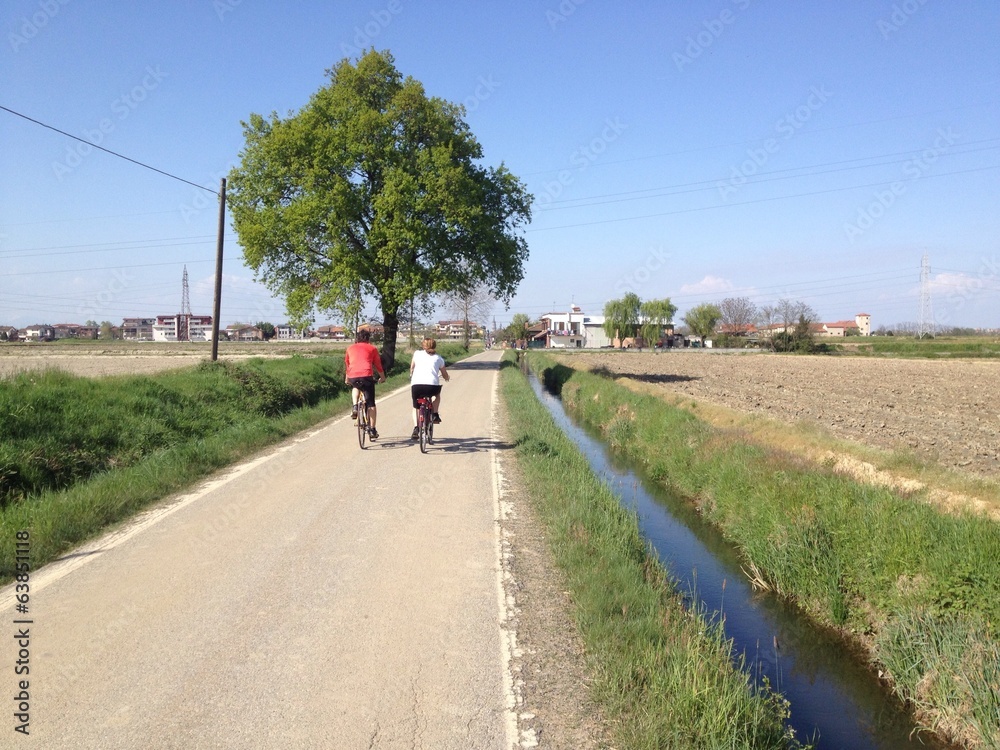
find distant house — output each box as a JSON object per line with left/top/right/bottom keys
{"left": 818, "top": 314, "right": 871, "bottom": 338}
{"left": 153, "top": 315, "right": 213, "bottom": 342}
{"left": 357, "top": 323, "right": 384, "bottom": 340}
{"left": 436, "top": 320, "right": 483, "bottom": 340}
{"left": 537, "top": 306, "right": 613, "bottom": 349}
{"left": 314, "top": 325, "right": 347, "bottom": 340}
{"left": 23, "top": 324, "right": 55, "bottom": 341}
{"left": 53, "top": 323, "right": 80, "bottom": 339}
{"left": 0, "top": 326, "right": 19, "bottom": 342}
{"left": 275, "top": 323, "right": 306, "bottom": 340}
{"left": 717, "top": 323, "right": 757, "bottom": 337}
{"left": 122, "top": 317, "right": 156, "bottom": 341}
{"left": 226, "top": 324, "right": 263, "bottom": 342}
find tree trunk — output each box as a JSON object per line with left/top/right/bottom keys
{"left": 381, "top": 309, "right": 400, "bottom": 371}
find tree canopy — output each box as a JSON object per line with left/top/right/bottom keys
{"left": 441, "top": 283, "right": 494, "bottom": 348}
{"left": 503, "top": 313, "right": 532, "bottom": 344}
{"left": 683, "top": 303, "right": 722, "bottom": 343}
{"left": 719, "top": 296, "right": 758, "bottom": 335}
{"left": 639, "top": 298, "right": 678, "bottom": 347}
{"left": 227, "top": 49, "right": 532, "bottom": 368}
{"left": 603, "top": 293, "right": 676, "bottom": 347}
{"left": 603, "top": 293, "right": 642, "bottom": 345}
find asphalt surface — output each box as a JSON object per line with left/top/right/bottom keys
{"left": 1, "top": 349, "right": 515, "bottom": 749}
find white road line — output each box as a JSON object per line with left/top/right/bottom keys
{"left": 492, "top": 364, "right": 532, "bottom": 749}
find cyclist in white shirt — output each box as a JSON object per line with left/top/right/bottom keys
{"left": 409, "top": 337, "right": 450, "bottom": 440}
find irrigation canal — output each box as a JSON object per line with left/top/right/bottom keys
{"left": 527, "top": 372, "right": 948, "bottom": 750}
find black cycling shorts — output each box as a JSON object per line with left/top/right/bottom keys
{"left": 410, "top": 383, "right": 442, "bottom": 408}
{"left": 350, "top": 377, "right": 377, "bottom": 407}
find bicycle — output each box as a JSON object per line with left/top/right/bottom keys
{"left": 355, "top": 390, "right": 370, "bottom": 449}
{"left": 415, "top": 396, "right": 434, "bottom": 453}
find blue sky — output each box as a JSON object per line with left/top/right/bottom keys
{"left": 2, "top": 0, "right": 998, "bottom": 332}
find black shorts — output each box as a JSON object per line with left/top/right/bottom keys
{"left": 410, "top": 384, "right": 442, "bottom": 408}
{"left": 350, "top": 377, "right": 377, "bottom": 407}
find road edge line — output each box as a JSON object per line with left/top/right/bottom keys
{"left": 491, "top": 364, "right": 531, "bottom": 748}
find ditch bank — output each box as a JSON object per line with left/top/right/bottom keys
{"left": 528, "top": 352, "right": 999, "bottom": 750}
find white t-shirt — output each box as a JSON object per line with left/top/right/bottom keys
{"left": 410, "top": 349, "right": 446, "bottom": 386}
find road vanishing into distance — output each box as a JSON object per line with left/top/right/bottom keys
{"left": 2, "top": 350, "right": 518, "bottom": 749}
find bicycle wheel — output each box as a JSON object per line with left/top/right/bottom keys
{"left": 418, "top": 408, "right": 429, "bottom": 453}
{"left": 357, "top": 398, "right": 367, "bottom": 449}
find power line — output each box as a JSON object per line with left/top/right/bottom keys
{"left": 526, "top": 164, "right": 1000, "bottom": 232}
{"left": 519, "top": 99, "right": 1000, "bottom": 178}
{"left": 0, "top": 104, "right": 218, "bottom": 195}
{"left": 0, "top": 209, "right": 196, "bottom": 227}
{"left": 2, "top": 256, "right": 243, "bottom": 277}
{"left": 538, "top": 140, "right": 1000, "bottom": 211}
{"left": 0, "top": 236, "right": 237, "bottom": 260}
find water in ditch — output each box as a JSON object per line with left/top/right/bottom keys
{"left": 527, "top": 372, "right": 948, "bottom": 750}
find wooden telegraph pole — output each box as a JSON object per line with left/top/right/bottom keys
{"left": 210, "top": 177, "right": 227, "bottom": 361}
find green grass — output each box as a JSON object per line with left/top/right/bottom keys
{"left": 844, "top": 335, "right": 1000, "bottom": 358}
{"left": 0, "top": 357, "right": 344, "bottom": 506}
{"left": 501, "top": 351, "right": 807, "bottom": 749}
{"left": 529, "top": 352, "right": 1000, "bottom": 748}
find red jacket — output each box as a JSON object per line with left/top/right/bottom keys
{"left": 344, "top": 342, "right": 385, "bottom": 379}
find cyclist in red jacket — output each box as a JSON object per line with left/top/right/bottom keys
{"left": 345, "top": 329, "right": 386, "bottom": 439}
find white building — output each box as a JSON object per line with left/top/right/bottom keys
{"left": 275, "top": 323, "right": 306, "bottom": 340}
{"left": 855, "top": 313, "right": 871, "bottom": 336}
{"left": 152, "top": 314, "right": 213, "bottom": 342}
{"left": 539, "top": 306, "right": 612, "bottom": 349}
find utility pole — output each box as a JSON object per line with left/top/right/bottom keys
{"left": 211, "top": 178, "right": 226, "bottom": 360}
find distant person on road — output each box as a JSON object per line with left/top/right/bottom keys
{"left": 409, "top": 337, "right": 449, "bottom": 441}
{"left": 345, "top": 329, "right": 386, "bottom": 440}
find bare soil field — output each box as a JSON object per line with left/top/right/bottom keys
{"left": 554, "top": 350, "right": 1000, "bottom": 480}
{"left": 0, "top": 341, "right": 346, "bottom": 379}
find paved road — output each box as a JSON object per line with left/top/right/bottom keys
{"left": 2, "top": 349, "right": 516, "bottom": 749}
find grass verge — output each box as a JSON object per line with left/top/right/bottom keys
{"left": 500, "top": 351, "right": 808, "bottom": 749}
{"left": 529, "top": 352, "right": 1000, "bottom": 749}
{"left": 843, "top": 336, "right": 1000, "bottom": 358}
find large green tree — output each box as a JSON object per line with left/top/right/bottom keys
{"left": 639, "top": 298, "right": 677, "bottom": 348}
{"left": 683, "top": 303, "right": 722, "bottom": 344}
{"left": 227, "top": 50, "right": 532, "bottom": 368}
{"left": 602, "top": 293, "right": 642, "bottom": 346}
{"left": 503, "top": 313, "right": 532, "bottom": 344}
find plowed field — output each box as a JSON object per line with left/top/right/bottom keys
{"left": 554, "top": 350, "right": 1000, "bottom": 479}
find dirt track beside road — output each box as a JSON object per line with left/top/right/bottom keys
{"left": 555, "top": 350, "right": 1000, "bottom": 479}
